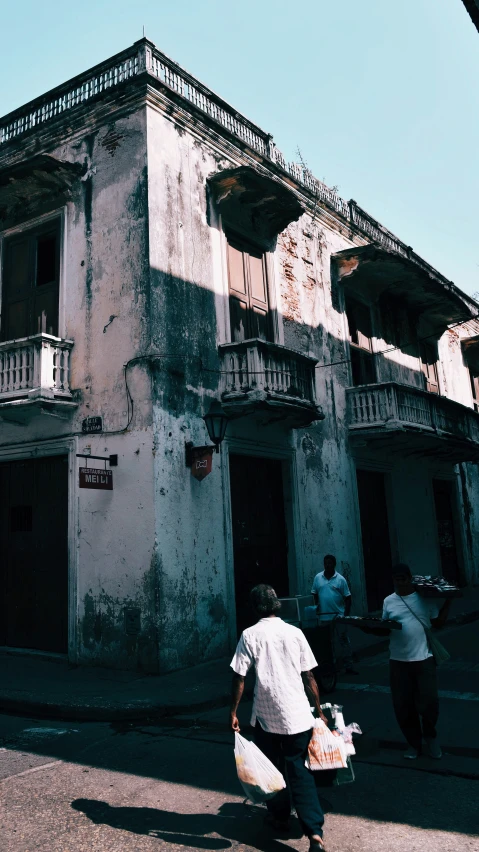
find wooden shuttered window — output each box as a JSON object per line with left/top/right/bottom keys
{"left": 470, "top": 370, "right": 479, "bottom": 412}
{"left": 1, "top": 223, "right": 60, "bottom": 343}
{"left": 226, "top": 234, "right": 272, "bottom": 343}
{"left": 420, "top": 341, "right": 439, "bottom": 394}
{"left": 345, "top": 295, "right": 376, "bottom": 386}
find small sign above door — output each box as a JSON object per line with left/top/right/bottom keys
{"left": 191, "top": 446, "right": 214, "bottom": 481}
{"left": 79, "top": 467, "right": 113, "bottom": 490}
{"left": 82, "top": 416, "right": 103, "bottom": 434}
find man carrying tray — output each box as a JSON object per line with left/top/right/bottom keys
{"left": 230, "top": 584, "right": 329, "bottom": 852}
{"left": 379, "top": 564, "right": 451, "bottom": 760}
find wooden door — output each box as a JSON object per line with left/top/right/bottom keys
{"left": 433, "top": 479, "right": 461, "bottom": 585}
{"left": 0, "top": 456, "right": 68, "bottom": 652}
{"left": 229, "top": 455, "right": 289, "bottom": 635}
{"left": 356, "top": 469, "right": 393, "bottom": 612}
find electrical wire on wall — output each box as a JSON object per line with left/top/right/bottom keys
{"left": 118, "top": 310, "right": 479, "bottom": 433}
{"left": 6, "top": 310, "right": 478, "bottom": 450}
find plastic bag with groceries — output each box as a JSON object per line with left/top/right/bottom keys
{"left": 234, "top": 732, "right": 286, "bottom": 803}
{"left": 306, "top": 717, "right": 348, "bottom": 771}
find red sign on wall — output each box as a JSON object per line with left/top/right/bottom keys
{"left": 190, "top": 447, "right": 214, "bottom": 481}
{"left": 79, "top": 467, "right": 113, "bottom": 490}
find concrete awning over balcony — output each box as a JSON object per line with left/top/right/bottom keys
{"left": 208, "top": 166, "right": 304, "bottom": 242}
{"left": 333, "top": 245, "right": 475, "bottom": 335}
{"left": 0, "top": 154, "right": 83, "bottom": 224}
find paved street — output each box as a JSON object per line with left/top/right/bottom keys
{"left": 0, "top": 712, "right": 478, "bottom": 852}
{"left": 1, "top": 617, "right": 478, "bottom": 852}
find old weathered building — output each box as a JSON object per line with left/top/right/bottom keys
{"left": 1, "top": 39, "right": 479, "bottom": 672}
{"left": 461, "top": 0, "right": 479, "bottom": 32}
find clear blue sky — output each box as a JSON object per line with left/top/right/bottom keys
{"left": 1, "top": 1, "right": 478, "bottom": 295}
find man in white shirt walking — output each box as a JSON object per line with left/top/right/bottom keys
{"left": 230, "top": 584, "right": 328, "bottom": 852}
{"left": 311, "top": 554, "right": 358, "bottom": 674}
{"left": 382, "top": 563, "right": 451, "bottom": 760}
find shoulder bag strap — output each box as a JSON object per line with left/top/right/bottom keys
{"left": 401, "top": 595, "right": 450, "bottom": 665}
{"left": 400, "top": 596, "right": 429, "bottom": 633}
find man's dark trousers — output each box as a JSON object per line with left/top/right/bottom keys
{"left": 389, "top": 657, "right": 439, "bottom": 751}
{"left": 254, "top": 723, "right": 324, "bottom": 838}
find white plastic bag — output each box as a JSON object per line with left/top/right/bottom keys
{"left": 340, "top": 722, "right": 362, "bottom": 756}
{"left": 306, "top": 718, "right": 348, "bottom": 771}
{"left": 234, "top": 733, "right": 286, "bottom": 803}
{"left": 321, "top": 703, "right": 362, "bottom": 756}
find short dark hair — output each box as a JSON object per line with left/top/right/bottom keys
{"left": 250, "top": 584, "right": 281, "bottom": 616}
{"left": 391, "top": 563, "right": 412, "bottom": 577}
{"left": 324, "top": 554, "right": 337, "bottom": 566}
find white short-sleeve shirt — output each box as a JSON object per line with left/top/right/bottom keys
{"left": 311, "top": 570, "right": 351, "bottom": 621}
{"left": 382, "top": 592, "right": 440, "bottom": 662}
{"left": 230, "top": 617, "right": 317, "bottom": 735}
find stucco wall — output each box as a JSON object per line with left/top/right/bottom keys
{"left": 1, "top": 81, "right": 478, "bottom": 675}
{"left": 146, "top": 104, "right": 234, "bottom": 669}
{"left": 0, "top": 107, "right": 159, "bottom": 670}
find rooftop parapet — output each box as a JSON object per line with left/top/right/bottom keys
{"left": 0, "top": 37, "right": 478, "bottom": 318}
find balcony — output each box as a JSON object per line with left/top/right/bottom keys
{"left": 0, "top": 334, "right": 76, "bottom": 422}
{"left": 218, "top": 339, "right": 324, "bottom": 426}
{"left": 346, "top": 382, "right": 479, "bottom": 462}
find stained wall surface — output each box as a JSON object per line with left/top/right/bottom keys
{"left": 1, "top": 67, "right": 478, "bottom": 673}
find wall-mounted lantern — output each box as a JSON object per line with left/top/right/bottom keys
{"left": 203, "top": 400, "right": 229, "bottom": 453}
{"left": 185, "top": 400, "right": 229, "bottom": 480}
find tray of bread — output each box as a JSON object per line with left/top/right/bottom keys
{"left": 336, "top": 615, "right": 402, "bottom": 630}
{"left": 413, "top": 576, "right": 463, "bottom": 598}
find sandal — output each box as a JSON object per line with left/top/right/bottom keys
{"left": 309, "top": 836, "right": 326, "bottom": 851}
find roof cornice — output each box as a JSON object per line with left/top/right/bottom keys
{"left": 0, "top": 37, "right": 476, "bottom": 310}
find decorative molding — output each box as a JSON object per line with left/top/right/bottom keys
{"left": 0, "top": 38, "right": 477, "bottom": 308}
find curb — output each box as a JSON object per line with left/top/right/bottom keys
{"left": 1, "top": 610, "right": 478, "bottom": 724}
{"left": 0, "top": 692, "right": 232, "bottom": 723}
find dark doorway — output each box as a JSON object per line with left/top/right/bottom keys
{"left": 356, "top": 469, "right": 393, "bottom": 611}
{"left": 0, "top": 455, "right": 69, "bottom": 652}
{"left": 229, "top": 455, "right": 289, "bottom": 635}
{"left": 433, "top": 479, "right": 461, "bottom": 585}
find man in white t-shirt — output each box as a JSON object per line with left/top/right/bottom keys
{"left": 382, "top": 563, "right": 451, "bottom": 760}
{"left": 311, "top": 555, "right": 357, "bottom": 674}
{"left": 230, "top": 584, "right": 328, "bottom": 852}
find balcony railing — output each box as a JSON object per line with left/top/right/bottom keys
{"left": 0, "top": 38, "right": 453, "bottom": 290}
{"left": 0, "top": 334, "right": 74, "bottom": 403}
{"left": 218, "top": 339, "right": 321, "bottom": 425}
{"left": 347, "top": 382, "right": 479, "bottom": 446}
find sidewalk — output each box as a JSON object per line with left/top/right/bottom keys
{"left": 0, "top": 586, "right": 478, "bottom": 722}
{"left": 0, "top": 652, "right": 235, "bottom": 722}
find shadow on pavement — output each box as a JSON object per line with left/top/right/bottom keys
{"left": 2, "top": 714, "right": 478, "bottom": 839}
{"left": 321, "top": 762, "right": 479, "bottom": 837}
{"left": 71, "top": 800, "right": 303, "bottom": 851}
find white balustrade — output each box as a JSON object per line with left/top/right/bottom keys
{"left": 0, "top": 53, "right": 139, "bottom": 144}
{"left": 219, "top": 339, "right": 316, "bottom": 405}
{"left": 0, "top": 335, "right": 73, "bottom": 401}
{"left": 347, "top": 382, "right": 479, "bottom": 446}
{"left": 0, "top": 40, "right": 460, "bottom": 281}
{"left": 0, "top": 40, "right": 394, "bottom": 241}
